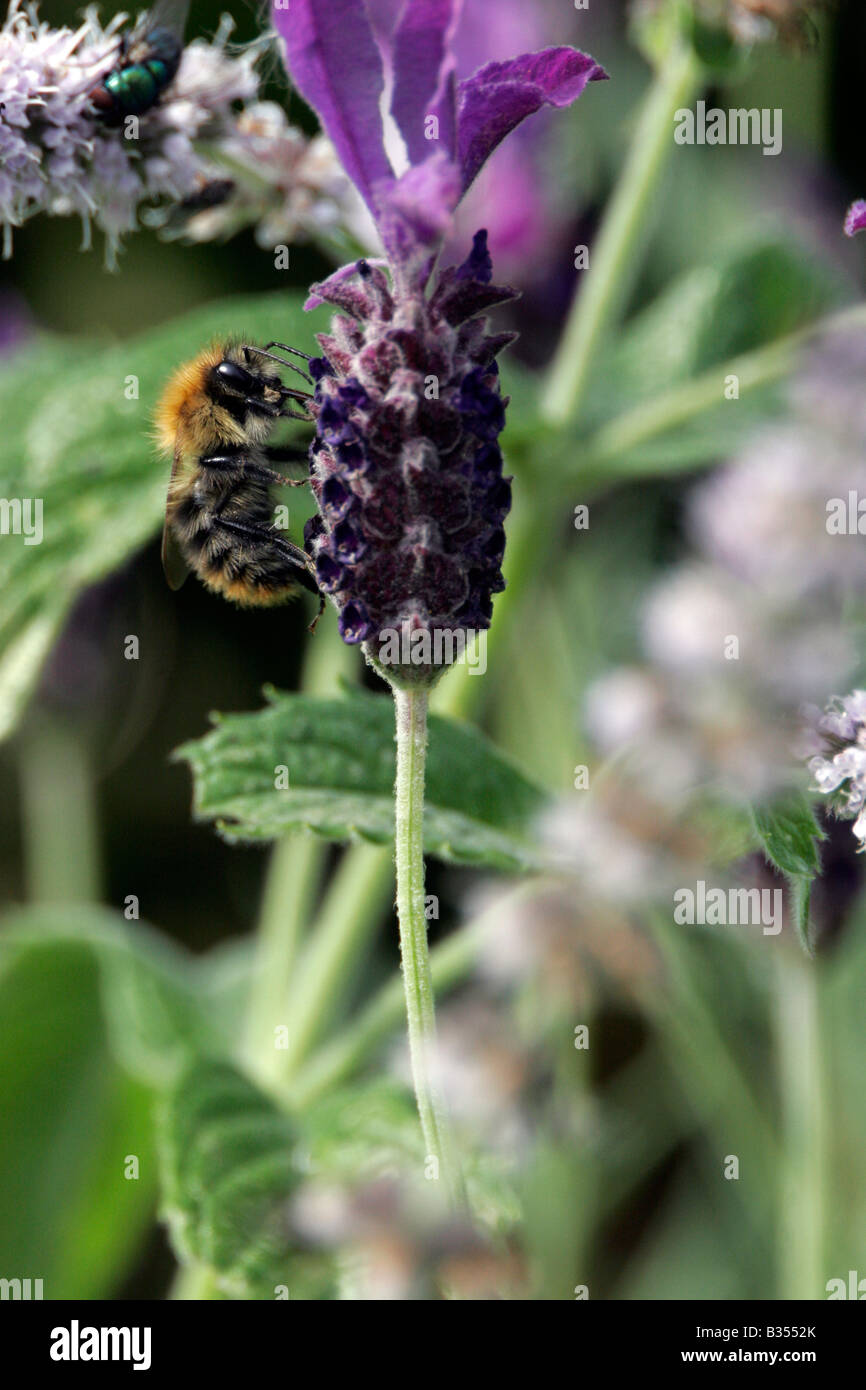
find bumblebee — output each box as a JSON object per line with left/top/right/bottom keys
{"left": 89, "top": 0, "right": 189, "bottom": 125}
{"left": 156, "top": 340, "right": 324, "bottom": 625}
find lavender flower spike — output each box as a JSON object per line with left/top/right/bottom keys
{"left": 303, "top": 233, "right": 516, "bottom": 683}
{"left": 844, "top": 200, "right": 866, "bottom": 238}
{"left": 275, "top": 0, "right": 607, "bottom": 684}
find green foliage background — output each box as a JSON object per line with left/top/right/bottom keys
{"left": 0, "top": 0, "right": 865, "bottom": 1300}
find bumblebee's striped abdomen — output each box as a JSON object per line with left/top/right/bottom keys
{"left": 169, "top": 483, "right": 305, "bottom": 608}
{"left": 198, "top": 540, "right": 305, "bottom": 608}
{"left": 202, "top": 566, "right": 302, "bottom": 608}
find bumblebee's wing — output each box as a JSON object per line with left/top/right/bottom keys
{"left": 161, "top": 445, "right": 190, "bottom": 590}
{"left": 161, "top": 521, "right": 189, "bottom": 590}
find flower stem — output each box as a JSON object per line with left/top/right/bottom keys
{"left": 19, "top": 716, "right": 102, "bottom": 903}
{"left": 392, "top": 684, "right": 464, "bottom": 1207}
{"left": 243, "top": 832, "right": 325, "bottom": 1077}
{"left": 774, "top": 952, "right": 826, "bottom": 1299}
{"left": 541, "top": 37, "right": 702, "bottom": 428}
{"left": 169, "top": 1261, "right": 220, "bottom": 1300}
{"left": 243, "top": 628, "right": 354, "bottom": 1078}
{"left": 287, "top": 883, "right": 534, "bottom": 1107}
{"left": 581, "top": 301, "right": 866, "bottom": 477}
{"left": 277, "top": 841, "right": 393, "bottom": 1079}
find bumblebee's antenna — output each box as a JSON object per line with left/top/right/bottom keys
{"left": 242, "top": 344, "right": 313, "bottom": 385}
{"left": 265, "top": 342, "right": 314, "bottom": 381}
{"left": 264, "top": 342, "right": 313, "bottom": 362}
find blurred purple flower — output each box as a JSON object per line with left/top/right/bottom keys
{"left": 274, "top": 0, "right": 606, "bottom": 678}
{"left": 293, "top": 1168, "right": 524, "bottom": 1298}
{"left": 844, "top": 200, "right": 866, "bottom": 238}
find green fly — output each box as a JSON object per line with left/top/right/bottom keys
{"left": 89, "top": 0, "right": 190, "bottom": 126}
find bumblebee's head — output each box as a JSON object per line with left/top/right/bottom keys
{"left": 154, "top": 341, "right": 307, "bottom": 456}
{"left": 209, "top": 350, "right": 282, "bottom": 416}
{"left": 213, "top": 342, "right": 314, "bottom": 424}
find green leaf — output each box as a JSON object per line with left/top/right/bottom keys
{"left": 297, "top": 1077, "right": 522, "bottom": 1237}
{"left": 0, "top": 930, "right": 156, "bottom": 1298}
{"left": 596, "top": 239, "right": 845, "bottom": 418}
{"left": 175, "top": 688, "right": 550, "bottom": 872}
{"left": 752, "top": 795, "right": 825, "bottom": 882}
{"left": 0, "top": 904, "right": 229, "bottom": 1085}
{"left": 158, "top": 1058, "right": 325, "bottom": 1298}
{"left": 0, "top": 292, "right": 322, "bottom": 743}
{"left": 578, "top": 389, "right": 780, "bottom": 487}
{"left": 298, "top": 1079, "right": 423, "bottom": 1179}
{"left": 574, "top": 237, "right": 848, "bottom": 478}
{"left": 752, "top": 794, "right": 826, "bottom": 954}
{"left": 786, "top": 875, "right": 815, "bottom": 956}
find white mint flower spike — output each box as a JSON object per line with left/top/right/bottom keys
{"left": 150, "top": 103, "right": 375, "bottom": 254}
{"left": 808, "top": 691, "right": 866, "bottom": 851}
{"left": 0, "top": 2, "right": 364, "bottom": 263}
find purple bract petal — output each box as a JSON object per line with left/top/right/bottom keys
{"left": 457, "top": 46, "right": 608, "bottom": 192}
{"left": 305, "top": 258, "right": 389, "bottom": 311}
{"left": 364, "top": 0, "right": 406, "bottom": 54}
{"left": 391, "top": 0, "right": 461, "bottom": 165}
{"left": 272, "top": 0, "right": 393, "bottom": 210}
{"left": 373, "top": 152, "right": 462, "bottom": 282}
{"left": 844, "top": 199, "right": 866, "bottom": 238}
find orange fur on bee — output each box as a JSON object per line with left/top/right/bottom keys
{"left": 203, "top": 573, "right": 298, "bottom": 607}
{"left": 154, "top": 341, "right": 251, "bottom": 459}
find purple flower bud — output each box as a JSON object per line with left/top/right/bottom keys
{"left": 308, "top": 357, "right": 334, "bottom": 381}
{"left": 339, "top": 600, "right": 375, "bottom": 644}
{"left": 456, "top": 228, "right": 493, "bottom": 284}
{"left": 305, "top": 229, "right": 516, "bottom": 685}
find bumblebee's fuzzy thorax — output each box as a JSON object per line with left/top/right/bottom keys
{"left": 155, "top": 343, "right": 222, "bottom": 454}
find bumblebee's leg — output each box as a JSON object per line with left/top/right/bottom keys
{"left": 243, "top": 393, "right": 312, "bottom": 423}
{"left": 242, "top": 396, "right": 310, "bottom": 422}
{"left": 261, "top": 443, "right": 312, "bottom": 481}
{"left": 214, "top": 517, "right": 321, "bottom": 598}
{"left": 278, "top": 387, "right": 313, "bottom": 407}
{"left": 243, "top": 398, "right": 281, "bottom": 419}
{"left": 308, "top": 593, "right": 326, "bottom": 634}
{"left": 200, "top": 453, "right": 309, "bottom": 487}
